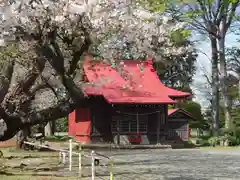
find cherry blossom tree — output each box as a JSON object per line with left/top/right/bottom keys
{"left": 0, "top": 0, "right": 193, "bottom": 141}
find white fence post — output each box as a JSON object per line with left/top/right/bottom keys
{"left": 59, "top": 151, "right": 62, "bottom": 163}
{"left": 91, "top": 150, "right": 95, "bottom": 180}
{"left": 78, "top": 152, "right": 82, "bottom": 177}
{"left": 23, "top": 141, "right": 115, "bottom": 179}
{"left": 78, "top": 144, "right": 82, "bottom": 177}
{"left": 62, "top": 152, "right": 66, "bottom": 164}
{"left": 69, "top": 139, "right": 72, "bottom": 171}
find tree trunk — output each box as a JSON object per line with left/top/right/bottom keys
{"left": 41, "top": 124, "right": 45, "bottom": 137}
{"left": 44, "top": 122, "right": 51, "bottom": 137}
{"left": 51, "top": 120, "right": 55, "bottom": 135}
{"left": 238, "top": 79, "right": 240, "bottom": 101}
{"left": 44, "top": 121, "right": 55, "bottom": 136}
{"left": 218, "top": 35, "right": 231, "bottom": 131}
{"left": 210, "top": 37, "right": 220, "bottom": 136}
{"left": 16, "top": 127, "right": 31, "bottom": 149}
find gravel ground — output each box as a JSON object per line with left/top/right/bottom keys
{"left": 90, "top": 149, "right": 240, "bottom": 180}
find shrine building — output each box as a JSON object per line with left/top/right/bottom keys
{"left": 68, "top": 56, "right": 195, "bottom": 145}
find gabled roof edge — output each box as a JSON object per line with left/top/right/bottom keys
{"left": 168, "top": 108, "right": 196, "bottom": 120}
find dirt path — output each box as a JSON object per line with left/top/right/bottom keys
{"left": 0, "top": 137, "right": 16, "bottom": 148}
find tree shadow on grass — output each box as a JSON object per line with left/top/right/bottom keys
{"left": 0, "top": 171, "right": 14, "bottom": 175}
{"left": 4, "top": 154, "right": 57, "bottom": 160}
{"left": 0, "top": 171, "right": 67, "bottom": 177}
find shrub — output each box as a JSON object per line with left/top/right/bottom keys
{"left": 219, "top": 126, "right": 240, "bottom": 146}
{"left": 208, "top": 137, "right": 219, "bottom": 147}
{"left": 216, "top": 135, "right": 240, "bottom": 146}
{"left": 44, "top": 135, "right": 70, "bottom": 142}
{"left": 183, "top": 140, "right": 196, "bottom": 148}
{"left": 195, "top": 138, "right": 210, "bottom": 146}
{"left": 55, "top": 117, "right": 68, "bottom": 132}
{"left": 228, "top": 136, "right": 240, "bottom": 146}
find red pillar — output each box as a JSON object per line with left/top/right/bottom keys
{"left": 68, "top": 111, "right": 76, "bottom": 137}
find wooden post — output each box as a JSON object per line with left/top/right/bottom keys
{"left": 136, "top": 112, "right": 139, "bottom": 134}
{"left": 157, "top": 111, "right": 160, "bottom": 144}
{"left": 62, "top": 152, "right": 66, "bottom": 164}
{"left": 109, "top": 160, "right": 114, "bottom": 180}
{"left": 91, "top": 150, "right": 95, "bottom": 180}
{"left": 164, "top": 105, "right": 168, "bottom": 141}
{"left": 69, "top": 139, "right": 72, "bottom": 171}
{"left": 59, "top": 151, "right": 62, "bottom": 163}
{"left": 117, "top": 118, "right": 120, "bottom": 145}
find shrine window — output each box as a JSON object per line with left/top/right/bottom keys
{"left": 111, "top": 114, "right": 148, "bottom": 133}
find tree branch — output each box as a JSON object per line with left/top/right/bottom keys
{"left": 0, "top": 59, "right": 15, "bottom": 103}
{"left": 226, "top": 1, "right": 239, "bottom": 29}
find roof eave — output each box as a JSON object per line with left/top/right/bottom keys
{"left": 107, "top": 101, "right": 177, "bottom": 104}
{"left": 168, "top": 108, "right": 196, "bottom": 120}
{"left": 169, "top": 93, "right": 192, "bottom": 99}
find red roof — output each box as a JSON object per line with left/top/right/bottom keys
{"left": 168, "top": 109, "right": 179, "bottom": 116}
{"left": 82, "top": 56, "right": 190, "bottom": 104}
{"left": 168, "top": 108, "right": 195, "bottom": 120}
{"left": 121, "top": 59, "right": 190, "bottom": 98}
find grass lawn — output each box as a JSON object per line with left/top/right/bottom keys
{"left": 0, "top": 147, "right": 59, "bottom": 157}
{"left": 0, "top": 147, "right": 85, "bottom": 180}
{"left": 0, "top": 175, "right": 78, "bottom": 180}
{"left": 200, "top": 146, "right": 240, "bottom": 151}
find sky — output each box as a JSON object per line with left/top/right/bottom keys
{"left": 192, "top": 33, "right": 239, "bottom": 110}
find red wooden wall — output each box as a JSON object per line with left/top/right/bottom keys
{"left": 68, "top": 108, "right": 91, "bottom": 143}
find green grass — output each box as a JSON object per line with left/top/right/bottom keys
{"left": 44, "top": 136, "right": 70, "bottom": 142}
{"left": 0, "top": 148, "right": 59, "bottom": 158}
{"left": 0, "top": 148, "right": 63, "bottom": 180}
{"left": 0, "top": 147, "right": 91, "bottom": 180}
{"left": 200, "top": 146, "right": 240, "bottom": 151}
{"left": 0, "top": 175, "right": 80, "bottom": 180}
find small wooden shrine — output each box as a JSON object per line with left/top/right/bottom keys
{"left": 68, "top": 56, "right": 193, "bottom": 145}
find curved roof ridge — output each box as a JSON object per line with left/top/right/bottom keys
{"left": 122, "top": 59, "right": 191, "bottom": 98}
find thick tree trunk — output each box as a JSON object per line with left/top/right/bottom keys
{"left": 0, "top": 116, "right": 22, "bottom": 141}
{"left": 238, "top": 80, "right": 240, "bottom": 100}
{"left": 210, "top": 37, "right": 220, "bottom": 136}
{"left": 41, "top": 124, "right": 45, "bottom": 137}
{"left": 16, "top": 127, "right": 31, "bottom": 149}
{"left": 0, "top": 98, "right": 80, "bottom": 141}
{"left": 218, "top": 36, "right": 232, "bottom": 131}
{"left": 0, "top": 59, "right": 14, "bottom": 103}
{"left": 0, "top": 23, "right": 90, "bottom": 142}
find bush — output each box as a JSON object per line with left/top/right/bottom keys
{"left": 206, "top": 135, "right": 240, "bottom": 146}
{"left": 195, "top": 138, "right": 210, "bottom": 146}
{"left": 55, "top": 117, "right": 68, "bottom": 132}
{"left": 208, "top": 137, "right": 219, "bottom": 146}
{"left": 183, "top": 140, "right": 196, "bottom": 148}
{"left": 228, "top": 136, "right": 240, "bottom": 146}
{"left": 218, "top": 135, "right": 240, "bottom": 146}
{"left": 44, "top": 135, "right": 70, "bottom": 142}
{"left": 196, "top": 132, "right": 240, "bottom": 147}
{"left": 219, "top": 126, "right": 240, "bottom": 146}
